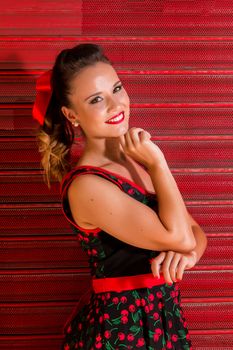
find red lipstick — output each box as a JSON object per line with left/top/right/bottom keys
{"left": 105, "top": 111, "right": 125, "bottom": 124}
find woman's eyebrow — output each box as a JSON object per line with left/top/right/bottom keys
{"left": 84, "top": 80, "right": 121, "bottom": 101}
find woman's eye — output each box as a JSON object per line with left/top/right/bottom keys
{"left": 89, "top": 85, "right": 123, "bottom": 104}
{"left": 90, "top": 96, "right": 102, "bottom": 104}
{"left": 114, "top": 84, "right": 123, "bottom": 92}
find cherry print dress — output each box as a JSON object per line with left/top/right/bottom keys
{"left": 60, "top": 166, "right": 193, "bottom": 350}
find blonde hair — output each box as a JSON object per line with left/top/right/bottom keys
{"left": 37, "top": 128, "right": 71, "bottom": 188}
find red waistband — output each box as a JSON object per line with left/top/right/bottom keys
{"left": 92, "top": 273, "right": 166, "bottom": 293}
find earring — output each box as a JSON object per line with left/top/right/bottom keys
{"left": 73, "top": 121, "right": 79, "bottom": 127}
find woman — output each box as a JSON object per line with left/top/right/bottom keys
{"left": 33, "top": 43, "right": 207, "bottom": 350}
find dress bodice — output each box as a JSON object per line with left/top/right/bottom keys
{"left": 61, "top": 165, "right": 160, "bottom": 278}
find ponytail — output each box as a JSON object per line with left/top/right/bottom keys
{"left": 37, "top": 93, "right": 74, "bottom": 187}
{"left": 33, "top": 43, "right": 111, "bottom": 187}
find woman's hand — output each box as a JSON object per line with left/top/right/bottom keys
{"left": 150, "top": 250, "right": 198, "bottom": 284}
{"left": 119, "top": 127, "right": 166, "bottom": 169}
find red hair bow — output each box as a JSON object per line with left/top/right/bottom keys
{"left": 32, "top": 70, "right": 52, "bottom": 125}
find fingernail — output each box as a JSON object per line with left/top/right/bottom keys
{"left": 168, "top": 282, "right": 173, "bottom": 286}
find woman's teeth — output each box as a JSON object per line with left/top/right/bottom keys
{"left": 106, "top": 112, "right": 124, "bottom": 124}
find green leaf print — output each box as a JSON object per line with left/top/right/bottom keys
{"left": 132, "top": 290, "right": 140, "bottom": 299}
{"left": 111, "top": 315, "right": 121, "bottom": 325}
{"left": 106, "top": 341, "right": 115, "bottom": 350}
{"left": 165, "top": 296, "right": 172, "bottom": 302}
{"left": 130, "top": 325, "right": 140, "bottom": 333}
{"left": 131, "top": 310, "right": 139, "bottom": 323}
{"left": 161, "top": 286, "right": 166, "bottom": 296}
{"left": 106, "top": 318, "right": 113, "bottom": 326}
{"left": 117, "top": 302, "right": 122, "bottom": 310}
{"left": 129, "top": 325, "right": 141, "bottom": 336}
{"left": 99, "top": 251, "right": 106, "bottom": 259}
{"left": 162, "top": 336, "right": 166, "bottom": 347}
{"left": 178, "top": 329, "right": 187, "bottom": 339}
{"left": 148, "top": 330, "right": 155, "bottom": 338}
{"left": 153, "top": 319, "right": 160, "bottom": 327}
{"left": 175, "top": 307, "right": 181, "bottom": 317}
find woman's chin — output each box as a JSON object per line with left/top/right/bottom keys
{"left": 113, "top": 122, "right": 129, "bottom": 136}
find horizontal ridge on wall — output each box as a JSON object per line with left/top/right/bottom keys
{"left": 0, "top": 204, "right": 232, "bottom": 235}
{"left": 0, "top": 269, "right": 232, "bottom": 299}
{"left": 1, "top": 105, "right": 233, "bottom": 136}
{"left": 0, "top": 138, "right": 232, "bottom": 169}
{"left": 0, "top": 236, "right": 232, "bottom": 268}
{"left": 0, "top": 172, "right": 233, "bottom": 202}
{"left": 2, "top": 71, "right": 233, "bottom": 104}
{"left": 0, "top": 299, "right": 233, "bottom": 335}
{"left": 0, "top": 333, "right": 233, "bottom": 350}
{"left": 2, "top": 0, "right": 233, "bottom": 36}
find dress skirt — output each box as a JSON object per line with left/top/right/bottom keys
{"left": 61, "top": 282, "right": 192, "bottom": 350}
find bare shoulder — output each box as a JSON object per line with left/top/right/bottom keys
{"left": 67, "top": 172, "right": 119, "bottom": 199}
{"left": 67, "top": 172, "right": 123, "bottom": 219}
{"left": 67, "top": 172, "right": 125, "bottom": 230}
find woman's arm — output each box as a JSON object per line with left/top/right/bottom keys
{"left": 150, "top": 213, "right": 207, "bottom": 284}
{"left": 188, "top": 212, "right": 207, "bottom": 263}
{"left": 120, "top": 128, "right": 196, "bottom": 251}
{"left": 148, "top": 161, "right": 196, "bottom": 251}
{"left": 189, "top": 214, "right": 207, "bottom": 263}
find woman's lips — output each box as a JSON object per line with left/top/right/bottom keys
{"left": 105, "top": 111, "right": 125, "bottom": 124}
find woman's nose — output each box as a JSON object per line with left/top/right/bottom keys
{"left": 107, "top": 96, "right": 120, "bottom": 112}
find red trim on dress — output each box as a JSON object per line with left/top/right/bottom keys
{"left": 68, "top": 165, "right": 156, "bottom": 195}
{"left": 60, "top": 203, "right": 101, "bottom": 234}
{"left": 92, "top": 272, "right": 166, "bottom": 293}
{"left": 60, "top": 168, "right": 123, "bottom": 234}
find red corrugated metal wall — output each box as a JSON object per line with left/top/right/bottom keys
{"left": 1, "top": 1, "right": 233, "bottom": 349}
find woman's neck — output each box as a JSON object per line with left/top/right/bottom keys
{"left": 82, "top": 137, "right": 127, "bottom": 165}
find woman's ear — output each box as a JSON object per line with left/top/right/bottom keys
{"left": 61, "top": 106, "right": 78, "bottom": 124}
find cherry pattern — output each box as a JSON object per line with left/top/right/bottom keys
{"left": 62, "top": 283, "right": 192, "bottom": 349}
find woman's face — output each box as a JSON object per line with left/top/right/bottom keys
{"left": 63, "top": 61, "right": 130, "bottom": 139}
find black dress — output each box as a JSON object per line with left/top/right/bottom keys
{"left": 60, "top": 165, "right": 192, "bottom": 350}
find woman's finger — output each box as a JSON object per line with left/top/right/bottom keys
{"left": 140, "top": 130, "right": 151, "bottom": 142}
{"left": 124, "top": 130, "right": 134, "bottom": 150}
{"left": 129, "top": 128, "right": 142, "bottom": 146}
{"left": 151, "top": 252, "right": 166, "bottom": 278}
{"left": 161, "top": 251, "right": 175, "bottom": 284}
{"left": 176, "top": 257, "right": 189, "bottom": 281}
{"left": 138, "top": 130, "right": 151, "bottom": 146}
{"left": 169, "top": 253, "right": 182, "bottom": 282}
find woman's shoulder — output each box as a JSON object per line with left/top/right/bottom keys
{"left": 61, "top": 160, "right": 121, "bottom": 195}
{"left": 67, "top": 156, "right": 155, "bottom": 194}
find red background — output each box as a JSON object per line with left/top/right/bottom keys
{"left": 0, "top": 1, "right": 233, "bottom": 349}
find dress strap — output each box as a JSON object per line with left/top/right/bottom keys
{"left": 60, "top": 166, "right": 124, "bottom": 233}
